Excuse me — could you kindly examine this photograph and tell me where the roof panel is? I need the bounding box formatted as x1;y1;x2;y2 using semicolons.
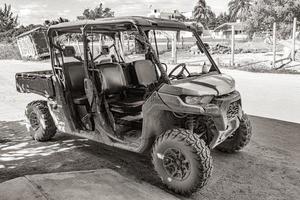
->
48;16;190;34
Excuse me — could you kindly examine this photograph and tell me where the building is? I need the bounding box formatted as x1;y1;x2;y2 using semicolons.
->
213;21;248;40
147;10;211;37
16;27;49;60
147;9;186;21
181;11;193;20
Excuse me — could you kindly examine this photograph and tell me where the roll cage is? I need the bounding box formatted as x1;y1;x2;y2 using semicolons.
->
47;16;220;86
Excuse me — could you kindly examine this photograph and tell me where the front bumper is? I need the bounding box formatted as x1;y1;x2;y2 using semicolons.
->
203;91;243;148
208;116;240;148
156;91;243;148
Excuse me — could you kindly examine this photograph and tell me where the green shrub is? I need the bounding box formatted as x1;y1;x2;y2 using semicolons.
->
0;42;21;59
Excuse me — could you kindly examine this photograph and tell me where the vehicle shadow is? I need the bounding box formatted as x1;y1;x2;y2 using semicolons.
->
1;116;299;200
0;120;176;196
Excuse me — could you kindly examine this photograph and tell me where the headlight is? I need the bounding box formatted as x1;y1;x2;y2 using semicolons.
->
184;96;213;105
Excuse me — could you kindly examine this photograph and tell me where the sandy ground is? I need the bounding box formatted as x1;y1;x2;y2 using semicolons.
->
1;59;300;123
0;60;299;199
0;60;50;121
223;69;300;124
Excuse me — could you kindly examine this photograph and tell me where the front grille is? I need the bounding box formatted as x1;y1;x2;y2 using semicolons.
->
227;101;239;120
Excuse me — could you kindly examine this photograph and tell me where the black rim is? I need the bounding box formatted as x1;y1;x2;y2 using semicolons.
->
162;148;191;181
29;112;40;131
227;127;239;140
227;133;235;140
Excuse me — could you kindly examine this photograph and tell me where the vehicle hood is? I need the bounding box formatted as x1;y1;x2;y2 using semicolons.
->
159;73;235;96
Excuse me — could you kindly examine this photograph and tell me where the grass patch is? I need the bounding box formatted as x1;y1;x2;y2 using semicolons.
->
0;42;21;60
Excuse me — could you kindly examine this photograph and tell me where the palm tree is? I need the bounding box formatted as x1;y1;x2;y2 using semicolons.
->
228;0;252;22
0;4;18;32
79;3;114;20
193;0;214;28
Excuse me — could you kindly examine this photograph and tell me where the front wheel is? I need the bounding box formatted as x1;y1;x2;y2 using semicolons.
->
25;100;57;142
151;129;212;195
216;113;252;153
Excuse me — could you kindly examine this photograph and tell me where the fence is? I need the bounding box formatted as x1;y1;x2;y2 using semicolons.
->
54;20;300;72
226;18;300;70
143;20;300;71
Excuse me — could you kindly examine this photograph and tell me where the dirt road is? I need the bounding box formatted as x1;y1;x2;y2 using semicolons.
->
1;60;300;123
0;60;299;199
0;60;50;121
223;69;300;124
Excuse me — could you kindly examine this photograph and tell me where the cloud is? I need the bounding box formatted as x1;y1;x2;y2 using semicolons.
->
63;9;71;13
19;8;31;17
5;0;229;25
18;4;40;9
18;3;39;17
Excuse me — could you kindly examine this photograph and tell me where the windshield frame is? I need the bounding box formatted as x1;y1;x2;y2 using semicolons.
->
48;21;221;85
140;27;221;76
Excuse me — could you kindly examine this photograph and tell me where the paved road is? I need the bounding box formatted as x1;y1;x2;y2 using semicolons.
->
0;116;299;200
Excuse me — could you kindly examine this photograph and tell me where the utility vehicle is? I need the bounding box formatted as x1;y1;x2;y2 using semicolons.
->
16;16;252;195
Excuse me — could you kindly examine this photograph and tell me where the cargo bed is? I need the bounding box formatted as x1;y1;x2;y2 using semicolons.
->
15;70;55;98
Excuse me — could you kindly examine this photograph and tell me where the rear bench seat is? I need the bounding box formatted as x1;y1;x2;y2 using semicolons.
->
62;60;159;116
96;63;144;115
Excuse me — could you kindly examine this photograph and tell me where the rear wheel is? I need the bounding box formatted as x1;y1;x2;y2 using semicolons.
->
151;128;212;195
216;113;252;153
25;101;57;142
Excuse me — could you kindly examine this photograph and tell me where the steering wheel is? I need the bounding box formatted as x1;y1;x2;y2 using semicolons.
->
168;63;191;80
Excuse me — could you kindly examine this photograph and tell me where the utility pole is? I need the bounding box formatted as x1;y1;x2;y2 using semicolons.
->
172;32;177;64
292;17;297;61
231;25;235;67
273;22;277;68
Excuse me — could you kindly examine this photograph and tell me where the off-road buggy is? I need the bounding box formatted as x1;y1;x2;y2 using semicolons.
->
16;16;252;195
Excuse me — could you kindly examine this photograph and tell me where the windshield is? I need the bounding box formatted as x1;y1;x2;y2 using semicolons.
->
148;29;218;79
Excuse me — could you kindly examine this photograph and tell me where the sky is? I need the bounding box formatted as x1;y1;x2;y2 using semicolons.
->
1;0;230;25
